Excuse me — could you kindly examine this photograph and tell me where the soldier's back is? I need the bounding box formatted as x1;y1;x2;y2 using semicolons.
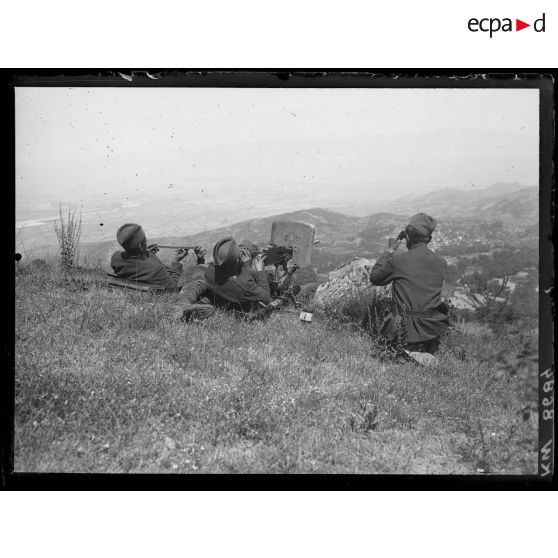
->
391;244;447;310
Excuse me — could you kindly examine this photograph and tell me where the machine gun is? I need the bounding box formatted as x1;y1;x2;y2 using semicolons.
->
260;244;297;298
262;245;294;268
261;220;318;300
246;220;316;317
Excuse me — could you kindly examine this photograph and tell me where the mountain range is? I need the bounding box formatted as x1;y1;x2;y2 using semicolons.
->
71;182;537;277
376;181;538;223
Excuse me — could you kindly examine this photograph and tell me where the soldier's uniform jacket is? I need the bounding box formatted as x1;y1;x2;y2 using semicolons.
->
369;242;448;344
203;263;271;311
180;261;271;312
111;251;182;290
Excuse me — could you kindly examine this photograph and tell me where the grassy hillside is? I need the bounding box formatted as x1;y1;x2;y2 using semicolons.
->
14;261;538;474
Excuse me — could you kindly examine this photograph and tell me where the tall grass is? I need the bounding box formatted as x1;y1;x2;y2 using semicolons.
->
316;287;408;359
53;204;82;271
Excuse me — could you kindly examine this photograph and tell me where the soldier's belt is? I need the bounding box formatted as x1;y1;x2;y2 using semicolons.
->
404;309;441;318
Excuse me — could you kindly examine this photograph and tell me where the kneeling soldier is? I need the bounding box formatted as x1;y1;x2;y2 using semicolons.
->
369;213;449;354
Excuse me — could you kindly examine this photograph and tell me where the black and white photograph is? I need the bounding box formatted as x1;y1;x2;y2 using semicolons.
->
12;73;550;477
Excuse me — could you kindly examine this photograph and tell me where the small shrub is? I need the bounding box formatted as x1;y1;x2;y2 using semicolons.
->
460;275;515;330
318;288;408;361
54;204;82;272
347;400;379;432
319;288;388;330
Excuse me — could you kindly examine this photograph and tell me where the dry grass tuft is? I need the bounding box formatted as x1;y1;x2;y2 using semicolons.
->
53;204;82;272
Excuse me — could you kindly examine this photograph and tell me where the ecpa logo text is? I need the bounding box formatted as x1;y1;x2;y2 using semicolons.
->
468;13;546;37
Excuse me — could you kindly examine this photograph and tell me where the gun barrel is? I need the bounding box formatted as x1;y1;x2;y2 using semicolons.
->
156;245;198;250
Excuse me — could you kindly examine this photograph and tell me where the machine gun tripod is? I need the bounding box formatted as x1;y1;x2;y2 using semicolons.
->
262;244;299;299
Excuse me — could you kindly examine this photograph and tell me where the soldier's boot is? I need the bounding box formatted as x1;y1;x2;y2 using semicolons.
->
178;279;215;322
181;304;216;323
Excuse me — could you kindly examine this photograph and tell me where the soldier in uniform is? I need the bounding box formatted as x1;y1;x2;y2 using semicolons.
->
369;213;449;354
111;223;214;320
111;223;189;289
180;237;271;313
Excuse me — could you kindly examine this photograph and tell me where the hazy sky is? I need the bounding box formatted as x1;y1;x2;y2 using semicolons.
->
15;87;539;240
16;87;539;156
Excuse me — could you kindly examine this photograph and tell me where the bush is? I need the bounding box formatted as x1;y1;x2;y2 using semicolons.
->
459;275;516;330
317;288;408;360
54;204;82;272
317;288;386;330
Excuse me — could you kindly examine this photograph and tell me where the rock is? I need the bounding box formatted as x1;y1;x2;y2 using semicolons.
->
475;459;491;474
405;351;438;366
313;258;390;310
298;282;319;297
164;436;177;450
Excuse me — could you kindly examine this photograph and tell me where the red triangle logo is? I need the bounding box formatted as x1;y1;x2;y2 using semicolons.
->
516;19;530;31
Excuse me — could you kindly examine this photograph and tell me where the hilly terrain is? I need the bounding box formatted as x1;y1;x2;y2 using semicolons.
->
13;181;540;475
16;181;537;258
377;182;538;225
70;183;538;284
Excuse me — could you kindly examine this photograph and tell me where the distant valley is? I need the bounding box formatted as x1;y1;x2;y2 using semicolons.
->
57;182;539;285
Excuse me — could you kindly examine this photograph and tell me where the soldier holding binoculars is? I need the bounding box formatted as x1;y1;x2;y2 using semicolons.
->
369;213;449;355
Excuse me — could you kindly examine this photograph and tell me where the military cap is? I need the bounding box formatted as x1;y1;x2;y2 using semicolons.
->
408;213;437;237
117;223;146;251
213;237;241;268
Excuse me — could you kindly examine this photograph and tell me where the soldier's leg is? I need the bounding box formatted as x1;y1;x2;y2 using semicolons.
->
406;337;440;354
178;278;215;321
425;337;440;354
181;263;208;285
180;264;211;303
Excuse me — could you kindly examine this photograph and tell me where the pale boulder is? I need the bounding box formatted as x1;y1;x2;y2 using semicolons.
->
313;257;391;310
405;351;439;366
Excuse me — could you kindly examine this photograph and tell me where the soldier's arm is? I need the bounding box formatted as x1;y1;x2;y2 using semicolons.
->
147;263;178;290
128;255;179;290
242;271;271;304
164;261;183;286
110;252;123;274
369;251;396;286
158;248;187;287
